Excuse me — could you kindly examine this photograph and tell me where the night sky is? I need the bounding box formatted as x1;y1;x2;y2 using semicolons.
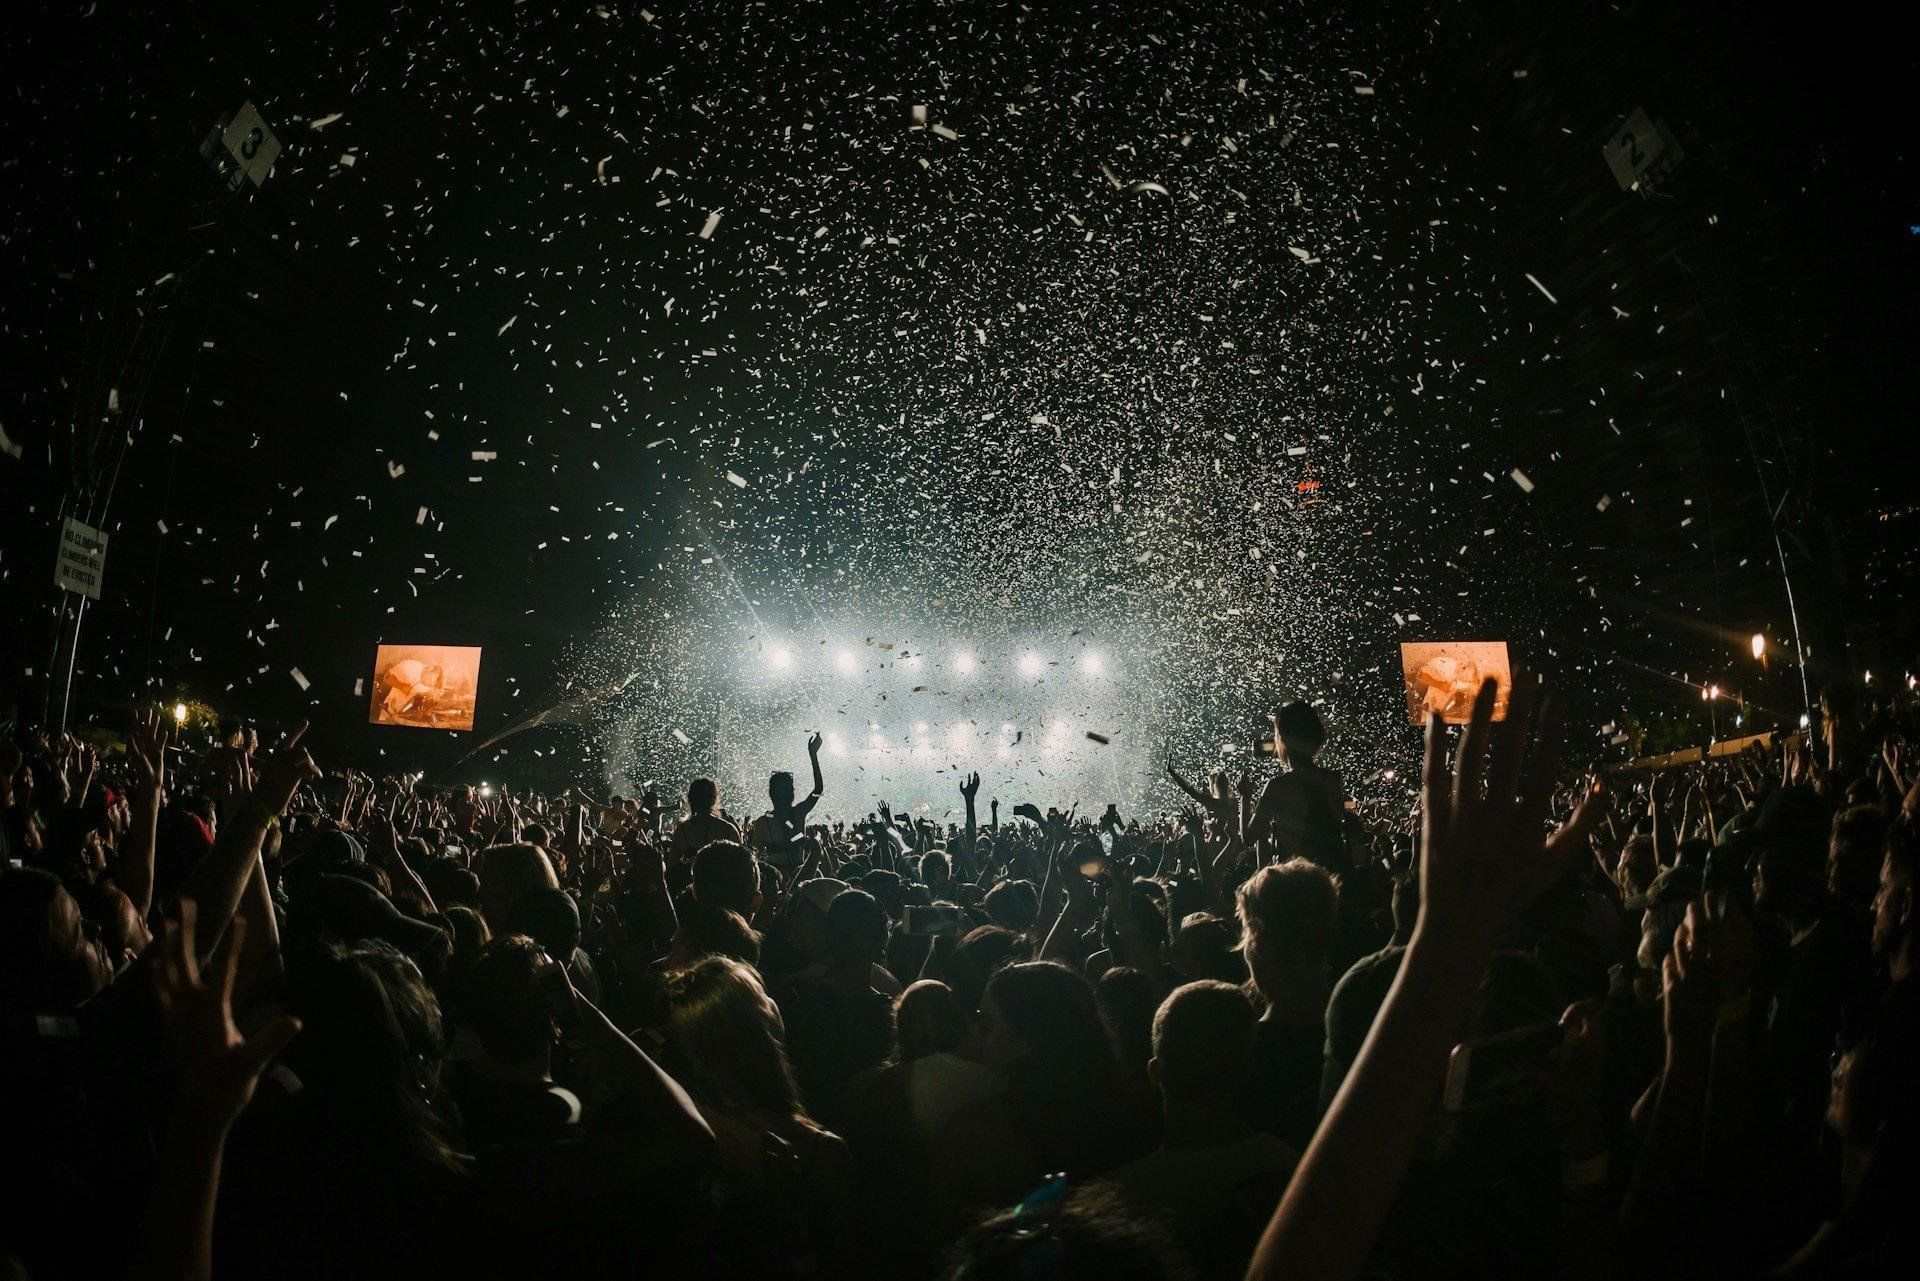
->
4;0;1916;806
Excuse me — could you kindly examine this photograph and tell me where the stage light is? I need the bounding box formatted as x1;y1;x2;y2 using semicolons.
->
825;731;847;757
172;702;187;725
1019;653;1044;678
954;652;976;675
1081;652;1104;675
769;645;793;671
1750;633;1765;660
834;648;856;673
479;783;493;798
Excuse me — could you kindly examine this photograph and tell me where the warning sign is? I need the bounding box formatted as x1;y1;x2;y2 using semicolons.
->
54;518;108;600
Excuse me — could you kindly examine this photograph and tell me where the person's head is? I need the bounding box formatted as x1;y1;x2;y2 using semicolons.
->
859;867;907;921
895;980;969;1062
1100;882;1169;961
691;840;761;916
1754;834;1827;929
281;941;464;1174
940;1181;1196;1281
1094;965;1159;1075
979;961;1114;1076
1275;701;1328;765
1235;859;1339;996
920;850;953;887
1149;980;1258;1108
476;843;559;931
1167;913;1245;983
69;880;152;977
1827;979;1920;1165
439;905;491;979
768;769;797;810
825;887;888;970
663;956;803;1120
420;858;480;909
682;903;763;968
462;934;555;1068
1873;826;1917;978
1615;834;1657;902
1830;805;1889;910
0;868;109;1014
687;777;719;816
503;887;582;960
1637;865;1703;972
983;879;1039;933
946;924;1021;1015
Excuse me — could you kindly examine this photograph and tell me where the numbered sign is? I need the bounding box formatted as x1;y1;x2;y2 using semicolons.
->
221;101;281;188
1604;108;1683;193
54;517;109;600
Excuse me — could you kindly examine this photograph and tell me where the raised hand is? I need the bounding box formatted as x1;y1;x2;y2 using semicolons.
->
1416;676;1602;957
807;731;824;758
960;771;981;803
1660;900;1732;1062
253;722;321;817
129;708;171;796
154;899;302;1124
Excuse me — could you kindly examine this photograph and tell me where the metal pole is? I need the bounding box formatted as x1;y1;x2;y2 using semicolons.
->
1770;522;1814;716
55;594;88;736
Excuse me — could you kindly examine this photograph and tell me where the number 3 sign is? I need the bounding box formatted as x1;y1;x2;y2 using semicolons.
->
220;101;281;188
1604;108;1683;194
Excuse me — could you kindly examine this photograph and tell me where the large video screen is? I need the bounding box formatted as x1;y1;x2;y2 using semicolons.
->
368;644;482;731
1400;640;1511;725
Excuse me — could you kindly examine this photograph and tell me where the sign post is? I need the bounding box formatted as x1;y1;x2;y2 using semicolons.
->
51;517;109;735
54;517;109;600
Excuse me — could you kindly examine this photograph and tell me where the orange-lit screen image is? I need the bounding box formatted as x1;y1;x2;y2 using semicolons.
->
1400;641;1512;725
369;644;482;731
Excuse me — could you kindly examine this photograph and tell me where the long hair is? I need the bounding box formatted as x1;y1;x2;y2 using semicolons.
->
664;956;804;1121
985;962;1134;1175
282;941;467;1180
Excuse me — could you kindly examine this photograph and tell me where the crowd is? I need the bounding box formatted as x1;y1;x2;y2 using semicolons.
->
3;677;1917;1279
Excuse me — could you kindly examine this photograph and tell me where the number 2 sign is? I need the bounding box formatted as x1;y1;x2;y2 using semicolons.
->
1603;107;1682;193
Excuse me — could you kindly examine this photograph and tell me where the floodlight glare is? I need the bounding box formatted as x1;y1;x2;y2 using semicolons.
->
955;652;976;675
1082;652;1104;675
835;648;857;673
770;646;793;671
1019;653;1044;677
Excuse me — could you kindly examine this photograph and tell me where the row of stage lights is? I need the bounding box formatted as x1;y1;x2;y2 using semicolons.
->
762;646;1108;679
810;718;1095;759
